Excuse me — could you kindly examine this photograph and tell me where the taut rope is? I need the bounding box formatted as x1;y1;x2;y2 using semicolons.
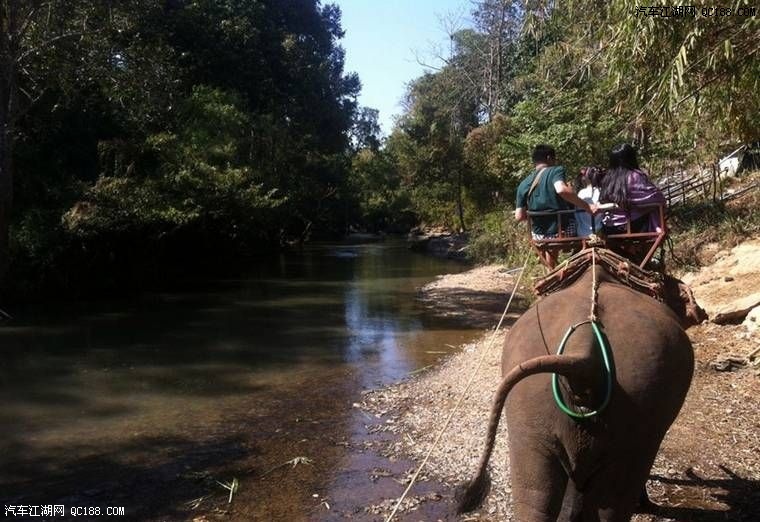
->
383;251;532;522
590;247;598;321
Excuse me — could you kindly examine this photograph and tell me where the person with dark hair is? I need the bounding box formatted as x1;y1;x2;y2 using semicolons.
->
599;143;665;234
575;166;604;236
515;144;596;266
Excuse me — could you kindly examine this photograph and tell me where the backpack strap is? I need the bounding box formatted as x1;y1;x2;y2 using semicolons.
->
527;167;548;203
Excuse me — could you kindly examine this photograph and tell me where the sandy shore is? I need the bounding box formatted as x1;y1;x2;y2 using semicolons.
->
416;265;527;328
361;261;760;521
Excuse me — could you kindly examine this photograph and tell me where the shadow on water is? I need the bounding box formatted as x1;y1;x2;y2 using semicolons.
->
3;433;255;519
3;366;363;521
0;241;488;519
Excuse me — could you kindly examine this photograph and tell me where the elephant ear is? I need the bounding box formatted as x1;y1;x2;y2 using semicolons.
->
663;275;708;329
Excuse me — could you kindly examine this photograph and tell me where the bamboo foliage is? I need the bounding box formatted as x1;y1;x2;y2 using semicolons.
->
516;0;758;152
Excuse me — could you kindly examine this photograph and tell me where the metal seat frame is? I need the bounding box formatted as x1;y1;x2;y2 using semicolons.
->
526;203;667;269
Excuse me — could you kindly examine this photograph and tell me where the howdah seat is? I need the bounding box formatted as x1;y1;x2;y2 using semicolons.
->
526;203;667;269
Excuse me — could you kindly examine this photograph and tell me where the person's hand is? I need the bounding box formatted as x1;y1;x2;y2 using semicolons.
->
588;203;599;214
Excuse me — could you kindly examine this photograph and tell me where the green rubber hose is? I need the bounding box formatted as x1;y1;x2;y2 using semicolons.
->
551;320;613;419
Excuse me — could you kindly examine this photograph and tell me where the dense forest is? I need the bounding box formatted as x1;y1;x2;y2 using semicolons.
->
1;0;757;297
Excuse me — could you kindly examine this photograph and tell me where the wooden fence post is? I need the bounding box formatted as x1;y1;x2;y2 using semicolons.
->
712;163;718;202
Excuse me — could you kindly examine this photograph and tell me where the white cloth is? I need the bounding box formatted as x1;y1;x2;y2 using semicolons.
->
575;186;600;237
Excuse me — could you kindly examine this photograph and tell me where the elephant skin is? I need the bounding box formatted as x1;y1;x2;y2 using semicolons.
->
459;263;694;521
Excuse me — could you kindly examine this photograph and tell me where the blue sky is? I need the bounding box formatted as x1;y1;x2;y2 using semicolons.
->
333;0;471;135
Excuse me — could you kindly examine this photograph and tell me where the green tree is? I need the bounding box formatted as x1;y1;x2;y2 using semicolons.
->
162;0;360;239
392;69;479;231
348;147;412;232
63;86;281;245
1;0;120;278
8;0;364;295
518;0;759;158
350;107;382;151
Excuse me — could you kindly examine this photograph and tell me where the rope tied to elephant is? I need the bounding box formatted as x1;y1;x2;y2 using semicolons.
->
550;248;614;419
590;248;599;321
382;251;533;522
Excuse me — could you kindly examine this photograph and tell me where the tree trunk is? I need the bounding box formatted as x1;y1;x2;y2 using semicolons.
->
0;86;14;283
0;0;19;283
456;168;466;233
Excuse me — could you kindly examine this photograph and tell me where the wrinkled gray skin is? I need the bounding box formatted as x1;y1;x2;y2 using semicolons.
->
459;265;695;521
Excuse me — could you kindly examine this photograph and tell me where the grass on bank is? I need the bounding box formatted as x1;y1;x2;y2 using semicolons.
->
468;210;533;267
466;210;544;288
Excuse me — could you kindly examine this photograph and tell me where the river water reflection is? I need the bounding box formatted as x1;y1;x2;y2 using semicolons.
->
0;241;481;519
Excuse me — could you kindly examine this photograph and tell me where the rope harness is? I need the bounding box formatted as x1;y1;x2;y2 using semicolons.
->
549;249;613;418
534;247;665;301
550;248;614;419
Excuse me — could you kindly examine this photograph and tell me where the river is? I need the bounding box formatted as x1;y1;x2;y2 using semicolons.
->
0;241;481;520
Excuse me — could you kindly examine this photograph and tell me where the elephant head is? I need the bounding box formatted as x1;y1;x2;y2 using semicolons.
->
459;261;694;521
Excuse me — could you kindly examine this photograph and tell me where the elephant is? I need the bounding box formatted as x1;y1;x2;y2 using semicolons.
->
458;260;698;521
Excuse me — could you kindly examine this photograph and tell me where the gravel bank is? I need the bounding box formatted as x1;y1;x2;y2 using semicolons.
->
417;265;526;328
360;332;512;521
360;262;760;521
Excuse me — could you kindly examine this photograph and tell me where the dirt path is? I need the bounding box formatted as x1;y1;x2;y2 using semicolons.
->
361;248;760;521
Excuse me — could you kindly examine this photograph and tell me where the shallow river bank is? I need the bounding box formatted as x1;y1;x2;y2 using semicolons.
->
0;242;482;521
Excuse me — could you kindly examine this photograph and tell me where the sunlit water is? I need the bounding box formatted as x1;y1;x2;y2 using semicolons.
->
0;241;481;517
